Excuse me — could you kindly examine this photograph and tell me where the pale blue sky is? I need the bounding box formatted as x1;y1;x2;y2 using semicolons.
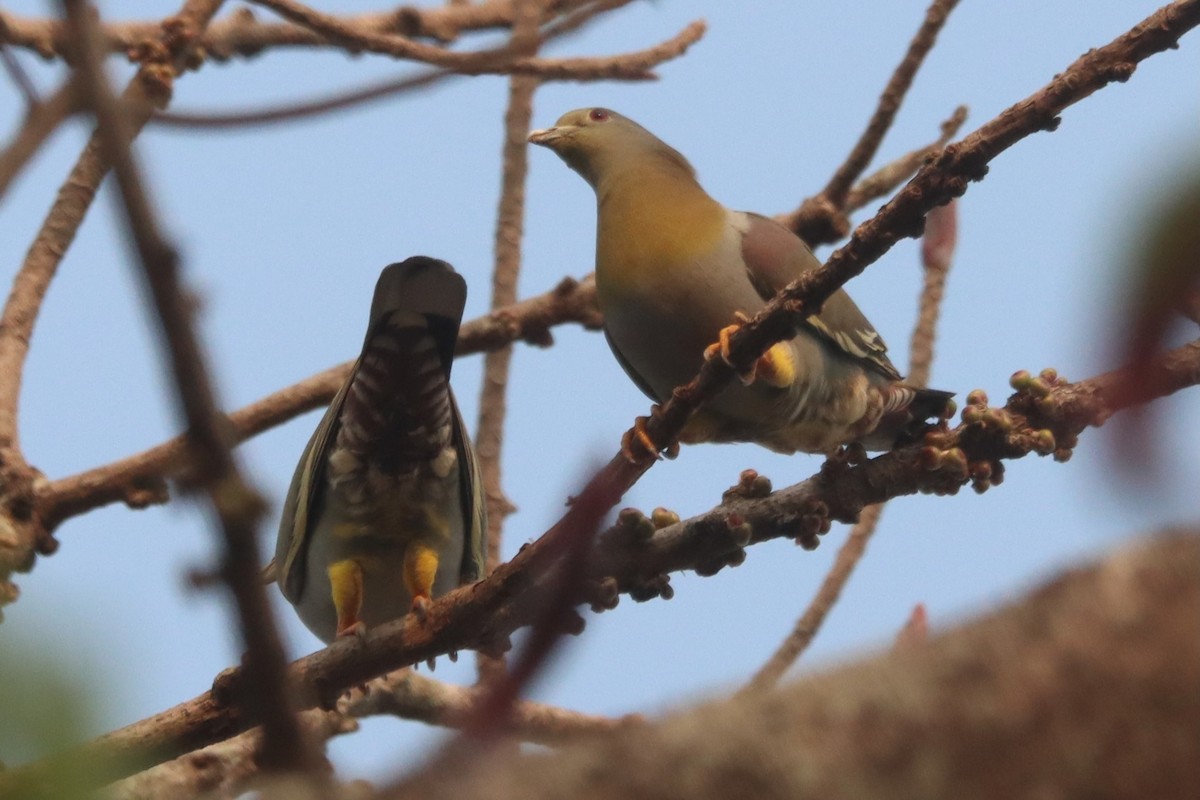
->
2;0;1197;781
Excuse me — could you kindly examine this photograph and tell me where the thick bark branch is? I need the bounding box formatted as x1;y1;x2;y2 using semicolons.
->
392;531;1200;800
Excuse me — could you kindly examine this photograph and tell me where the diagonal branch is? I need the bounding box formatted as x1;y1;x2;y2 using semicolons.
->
631;0;1200;476
0;78;80;199
8;335;1198;796
34;273;601;531
58;0;316;778
785;0;961;244
742;200;958;693
779;104;968;246
0;0;226;631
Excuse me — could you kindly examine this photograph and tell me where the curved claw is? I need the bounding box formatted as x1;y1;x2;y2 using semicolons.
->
411;594;432;623
621;415;663;463
703;312;793;388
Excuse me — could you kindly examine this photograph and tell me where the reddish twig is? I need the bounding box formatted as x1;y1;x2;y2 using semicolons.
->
892;603;930;651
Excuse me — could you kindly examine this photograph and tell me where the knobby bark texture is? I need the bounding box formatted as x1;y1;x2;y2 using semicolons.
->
394;531;1200;800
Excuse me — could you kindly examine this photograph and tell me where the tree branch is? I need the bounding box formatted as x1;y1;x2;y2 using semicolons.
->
785;0;961;244
0;0;224;628
1;1;585;59
743;201;958;693
34;273;600;531
473;0;540;687
8;336;1197;795
59;0;317;778
382;530;1200;800
630;0;1200;474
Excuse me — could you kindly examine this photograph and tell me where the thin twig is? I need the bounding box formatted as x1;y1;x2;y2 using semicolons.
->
786;0;961;243
778;105;968;246
1;1;582;59
825;0;960;206
473;0;541;688
0;78;79;199
841;106;968;221
106;668;629;799
741;201;958;694
154;66;455;129
35;274;601;530
60;0;315;778
244;0;683;79
149;1;655;131
0;17;39;106
345;669;636;746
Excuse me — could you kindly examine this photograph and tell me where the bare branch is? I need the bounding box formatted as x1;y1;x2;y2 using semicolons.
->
0;16;39;106
0;78;79;199
627;0;1200;470
473;0;540;687
824;0;960;205
0;0;229;626
784;0;961;244
58;0;317;778
8;334;1197;795
344;669;636;746
35;274;600;530
841;105;968;219
742;201;958;693
237;0;696;80
1;1;587;60
379;531;1200;800
105;669;629;799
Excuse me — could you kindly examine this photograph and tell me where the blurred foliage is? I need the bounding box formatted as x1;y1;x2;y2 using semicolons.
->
0;636;108;800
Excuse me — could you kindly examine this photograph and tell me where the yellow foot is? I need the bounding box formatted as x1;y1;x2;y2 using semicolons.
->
621;413;662;463
328;559;364;641
703;312;794;388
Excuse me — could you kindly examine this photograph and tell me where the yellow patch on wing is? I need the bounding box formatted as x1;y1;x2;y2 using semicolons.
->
758;342;796;388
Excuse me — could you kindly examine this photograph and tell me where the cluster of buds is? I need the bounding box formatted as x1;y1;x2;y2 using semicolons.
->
794;498;832;550
722;468;772;503
918;389;1008;494
1009;368;1078;462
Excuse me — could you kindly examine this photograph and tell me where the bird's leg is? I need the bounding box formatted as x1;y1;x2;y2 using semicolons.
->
403;541;440;622
328;559;366;639
704;311;795;388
